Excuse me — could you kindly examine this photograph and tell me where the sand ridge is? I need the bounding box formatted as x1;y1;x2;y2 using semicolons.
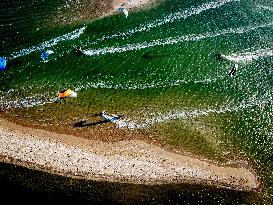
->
0;117;259;191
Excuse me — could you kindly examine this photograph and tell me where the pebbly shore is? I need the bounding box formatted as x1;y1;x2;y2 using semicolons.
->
0;117;259;191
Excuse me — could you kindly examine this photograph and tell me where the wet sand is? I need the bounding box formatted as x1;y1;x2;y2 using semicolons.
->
47;0;159;26
0;117;259;191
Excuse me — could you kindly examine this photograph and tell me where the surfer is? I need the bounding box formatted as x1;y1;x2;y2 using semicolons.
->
228;64;238;77
117;7;128;18
99;110;122;123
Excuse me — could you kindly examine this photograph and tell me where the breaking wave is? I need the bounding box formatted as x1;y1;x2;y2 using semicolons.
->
117;90;272;129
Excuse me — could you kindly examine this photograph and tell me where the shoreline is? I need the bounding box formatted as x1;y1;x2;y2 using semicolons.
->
0;117;260;191
46;0;160;27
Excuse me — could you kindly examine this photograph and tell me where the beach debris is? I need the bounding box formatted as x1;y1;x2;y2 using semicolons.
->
117;7;129;18
41;50;54;62
0;57;7;71
58;89;77;99
228;63;238;77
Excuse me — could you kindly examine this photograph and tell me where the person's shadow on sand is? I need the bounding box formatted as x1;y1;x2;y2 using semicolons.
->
73;119;109;127
73;111;123;127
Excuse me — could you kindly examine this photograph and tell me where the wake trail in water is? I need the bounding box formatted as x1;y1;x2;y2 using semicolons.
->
99;0;238;41
82;22;273;56
10;27;86;59
221;48;273;63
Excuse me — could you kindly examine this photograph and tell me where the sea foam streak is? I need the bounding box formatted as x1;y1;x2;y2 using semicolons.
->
256;5;273;12
82;22;273;56
117;91;271;129
99;0;238;41
0;92;57;109
221;48;273;63
74;78;220;91
10;27;86;59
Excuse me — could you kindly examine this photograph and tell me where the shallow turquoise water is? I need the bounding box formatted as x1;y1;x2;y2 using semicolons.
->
0;0;272;203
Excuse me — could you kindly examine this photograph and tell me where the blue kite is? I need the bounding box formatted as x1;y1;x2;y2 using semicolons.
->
41;50;48;61
0;57;7;71
41;50;54;62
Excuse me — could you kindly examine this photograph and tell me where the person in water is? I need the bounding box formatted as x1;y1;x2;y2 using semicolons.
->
228;64;238;77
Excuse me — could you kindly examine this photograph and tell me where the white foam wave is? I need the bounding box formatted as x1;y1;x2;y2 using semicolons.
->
0;92;58;109
74;78;219;91
99;0;238;41
82;22;273;56
221;48;273;63
256;5;273;12
118;92;271;129
75;79;180;90
10;26;86;59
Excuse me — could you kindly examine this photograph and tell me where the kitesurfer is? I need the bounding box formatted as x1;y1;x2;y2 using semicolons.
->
117;7;128;18
99;110;122;122
228;64;238;77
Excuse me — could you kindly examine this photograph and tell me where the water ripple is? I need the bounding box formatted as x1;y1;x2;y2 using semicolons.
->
99;0;239;41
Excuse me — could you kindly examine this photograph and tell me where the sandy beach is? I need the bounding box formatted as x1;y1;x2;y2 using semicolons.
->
47;0;159;26
0;117;259;191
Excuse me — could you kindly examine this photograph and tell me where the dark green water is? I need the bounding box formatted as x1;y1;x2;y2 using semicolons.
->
0;0;272;203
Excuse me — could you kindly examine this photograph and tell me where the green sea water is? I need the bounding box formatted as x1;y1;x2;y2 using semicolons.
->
0;0;272;203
